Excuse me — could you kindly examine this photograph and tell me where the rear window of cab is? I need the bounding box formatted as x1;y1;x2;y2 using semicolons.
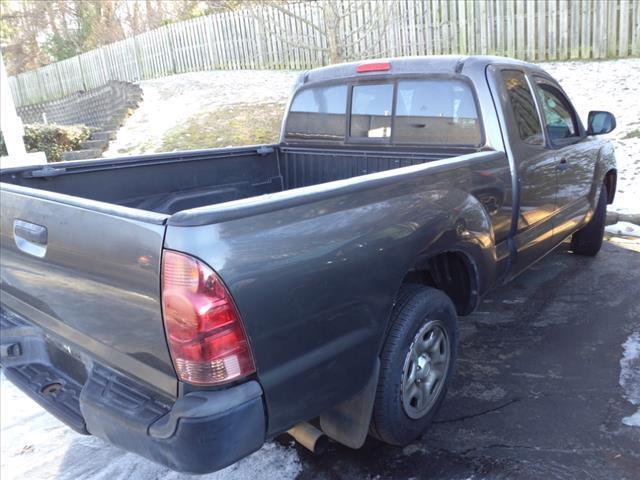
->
284;78;483;147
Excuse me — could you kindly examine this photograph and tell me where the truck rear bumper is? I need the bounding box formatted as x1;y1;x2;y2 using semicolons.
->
0;306;266;474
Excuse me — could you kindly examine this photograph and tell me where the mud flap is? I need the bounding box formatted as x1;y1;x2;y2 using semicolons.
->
320;358;380;449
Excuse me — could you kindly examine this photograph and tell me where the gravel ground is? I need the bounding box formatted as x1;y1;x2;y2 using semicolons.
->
3;58;639;479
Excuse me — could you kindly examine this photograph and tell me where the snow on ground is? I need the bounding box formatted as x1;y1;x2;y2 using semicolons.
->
619;332;640;427
0;373;301;480
606;221;640;238
541;58;640;216
104;70;299;157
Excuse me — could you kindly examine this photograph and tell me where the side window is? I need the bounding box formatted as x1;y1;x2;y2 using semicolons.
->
394;79;482;145
350;84;394;139
501;70;544;145
285;85;348;141
534;83;579;142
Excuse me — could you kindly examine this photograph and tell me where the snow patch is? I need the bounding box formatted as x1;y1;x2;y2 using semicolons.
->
606;221;640;238
619;332;640;427
0;373;301;480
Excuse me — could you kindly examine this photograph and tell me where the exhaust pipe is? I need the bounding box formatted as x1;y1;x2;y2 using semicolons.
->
287;422;328;454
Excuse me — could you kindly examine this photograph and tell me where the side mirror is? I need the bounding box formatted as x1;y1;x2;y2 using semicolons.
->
587;111;616;135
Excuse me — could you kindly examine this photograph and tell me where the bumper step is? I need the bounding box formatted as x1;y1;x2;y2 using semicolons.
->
4;363;87;433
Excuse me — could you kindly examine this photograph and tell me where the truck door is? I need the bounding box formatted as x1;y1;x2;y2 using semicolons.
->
530;78;598;244
491;68;558;276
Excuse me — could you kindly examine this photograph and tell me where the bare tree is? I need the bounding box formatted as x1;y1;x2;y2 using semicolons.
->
247;0;394;64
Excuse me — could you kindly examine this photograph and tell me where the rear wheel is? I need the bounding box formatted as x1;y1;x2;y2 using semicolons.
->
570;184;607;256
370;285;458;445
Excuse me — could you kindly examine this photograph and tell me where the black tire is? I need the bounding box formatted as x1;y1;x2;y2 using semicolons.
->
570;184;607;256
370;284;458;446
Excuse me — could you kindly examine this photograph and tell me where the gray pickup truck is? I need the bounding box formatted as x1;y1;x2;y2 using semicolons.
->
0;56;617;473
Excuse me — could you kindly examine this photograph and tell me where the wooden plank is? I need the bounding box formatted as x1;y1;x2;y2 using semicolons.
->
558;0;568;59
537;0;546;61
506;0;516;57
487;0;495;55
632;0;640;55
619;0;630;56
457;0;467;54
569;0;580;58
468;0;476;54
441;0;450;55
548;0;557;60
449;0;458;53
595;0;607;58
580;0;590;59
409;0;418;56
526;0;535;60
516;0;525;58
211;12;226;69
608;0;619;57
495;0;504;56
431;0;440;55
479;0;488;54
220;11;235;69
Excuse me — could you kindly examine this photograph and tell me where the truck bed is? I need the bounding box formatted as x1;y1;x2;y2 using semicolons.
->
0;145;467;215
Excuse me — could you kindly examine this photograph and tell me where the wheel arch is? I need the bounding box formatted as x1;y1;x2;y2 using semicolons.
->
398;248;482;317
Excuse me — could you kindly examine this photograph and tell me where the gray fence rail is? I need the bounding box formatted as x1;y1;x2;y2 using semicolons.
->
9;0;640;107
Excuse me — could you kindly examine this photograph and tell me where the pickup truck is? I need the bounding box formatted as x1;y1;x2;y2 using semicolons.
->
0;56;617;473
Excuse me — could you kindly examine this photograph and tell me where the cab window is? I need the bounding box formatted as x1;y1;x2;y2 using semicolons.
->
349;84;394;139
501;70;544;145
534;83;580;143
285;85;348;141
394;79;481;145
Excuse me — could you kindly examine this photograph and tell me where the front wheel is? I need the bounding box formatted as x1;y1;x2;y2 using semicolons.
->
570;184;607;256
370;285;458;446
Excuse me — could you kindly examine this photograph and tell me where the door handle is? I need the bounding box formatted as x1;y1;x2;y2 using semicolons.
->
13;219;48;257
558;157;568;172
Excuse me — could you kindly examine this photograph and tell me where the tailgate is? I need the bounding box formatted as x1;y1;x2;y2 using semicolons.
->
0;186;176;397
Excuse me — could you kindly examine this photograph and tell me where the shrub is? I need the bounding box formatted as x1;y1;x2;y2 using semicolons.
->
0;132;6;156
23;124;91;162
0;124;91;162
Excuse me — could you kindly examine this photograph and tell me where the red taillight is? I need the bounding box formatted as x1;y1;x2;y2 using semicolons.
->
161;250;255;385
356;61;391;73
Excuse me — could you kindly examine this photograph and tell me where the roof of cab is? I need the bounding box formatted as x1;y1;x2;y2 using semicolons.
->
300;55;543;85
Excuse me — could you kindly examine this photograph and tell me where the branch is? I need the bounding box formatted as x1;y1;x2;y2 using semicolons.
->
336;1;366;19
340;3;394;47
259;1;326;37
248;5;328;53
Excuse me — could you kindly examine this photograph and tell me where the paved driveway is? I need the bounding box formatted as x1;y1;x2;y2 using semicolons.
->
2;237;639;480
293;237;640;479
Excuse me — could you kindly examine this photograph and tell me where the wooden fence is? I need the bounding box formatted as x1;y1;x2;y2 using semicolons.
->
9;0;640;107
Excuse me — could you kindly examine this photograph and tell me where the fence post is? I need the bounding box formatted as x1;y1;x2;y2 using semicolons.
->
254;10;268;69
76;55;87;91
132;37;143;81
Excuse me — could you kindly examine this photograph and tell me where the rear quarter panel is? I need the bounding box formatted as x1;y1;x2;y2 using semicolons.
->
164;151;512;433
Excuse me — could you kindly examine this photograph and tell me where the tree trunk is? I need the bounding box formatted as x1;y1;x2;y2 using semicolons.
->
322;1;342;64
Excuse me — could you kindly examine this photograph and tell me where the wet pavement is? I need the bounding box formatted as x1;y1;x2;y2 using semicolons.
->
288;238;640;479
